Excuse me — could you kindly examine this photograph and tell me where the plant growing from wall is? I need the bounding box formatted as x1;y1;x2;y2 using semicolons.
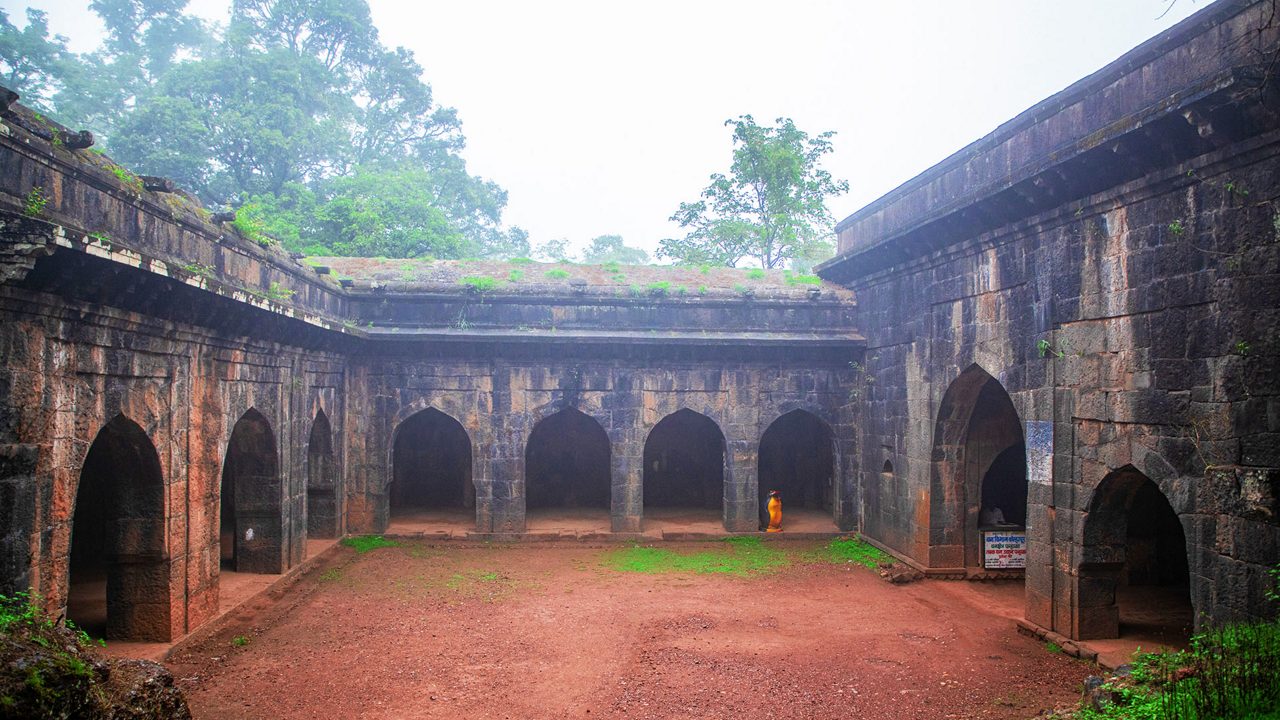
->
22;186;48;217
459;276;498;292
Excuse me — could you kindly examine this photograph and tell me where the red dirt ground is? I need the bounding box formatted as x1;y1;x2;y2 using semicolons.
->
165;540;1094;720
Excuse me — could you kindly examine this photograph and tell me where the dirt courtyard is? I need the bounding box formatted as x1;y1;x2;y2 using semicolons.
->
166;539;1093;719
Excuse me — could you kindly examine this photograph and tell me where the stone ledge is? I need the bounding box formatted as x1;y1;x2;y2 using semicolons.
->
1017;618;1101;665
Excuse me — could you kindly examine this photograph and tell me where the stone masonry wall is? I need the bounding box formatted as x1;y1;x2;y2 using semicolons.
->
345;352;859;535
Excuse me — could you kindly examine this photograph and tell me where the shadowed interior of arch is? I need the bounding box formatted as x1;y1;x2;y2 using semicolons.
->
306;410;339;538
1079;467;1193;645
642;409;726;531
525;408;611;531
220;409;282;574
389;408;473;529
758;410;836;530
68;415;170;641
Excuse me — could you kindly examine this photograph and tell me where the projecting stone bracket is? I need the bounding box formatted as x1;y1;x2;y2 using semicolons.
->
0;212;58;285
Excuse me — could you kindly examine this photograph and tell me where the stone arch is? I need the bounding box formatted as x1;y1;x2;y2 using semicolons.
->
220;408;283;574
642;409;726;528
1076;466;1193;641
758;409;836;530
525;407;611;511
929;364;1027;569
68;414;171;641
306;409;339;538
389;408;474;517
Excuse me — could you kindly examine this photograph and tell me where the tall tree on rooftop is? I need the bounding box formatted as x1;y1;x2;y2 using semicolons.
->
659;115;847;269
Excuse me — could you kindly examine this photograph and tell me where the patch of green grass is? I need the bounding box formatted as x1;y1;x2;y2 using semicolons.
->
603;261;621;273
698;285;708;295
508;256;533;264
610;273;627;282
1045;641;1062;654
108;163;145;193
602;536;789;577
508;269;524;282
698;264;711;275
544;268;571;279
646;280;670;295
231;635;250;647
787;274;822;285
808;535;893;569
745;268;766;280
459;275;499;292
318;568;342;582
340;535;400;553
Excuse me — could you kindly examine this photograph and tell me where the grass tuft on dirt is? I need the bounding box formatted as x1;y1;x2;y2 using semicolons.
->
808;536;894;569
602;536;789;577
339;535;399;553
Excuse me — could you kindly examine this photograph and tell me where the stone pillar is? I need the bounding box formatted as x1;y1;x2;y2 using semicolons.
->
724;437;758;532
611;426;643;533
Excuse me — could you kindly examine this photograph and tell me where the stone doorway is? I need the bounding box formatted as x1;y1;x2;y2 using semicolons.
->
1077;467;1193;643
389;408;474;529
68;415;170;641
642;409;726;532
306;410;339;539
525;408;610;532
220;408;283;574
758;410;837;531
930;366;1027;571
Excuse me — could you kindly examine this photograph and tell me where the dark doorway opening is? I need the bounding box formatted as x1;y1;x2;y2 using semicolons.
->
390;408;474;522
68;415;170;641
758;410;835;530
931;366;1027;570
306;410;339;539
525;408;610;510
220;408;282;574
1079;467;1192;643
642;409;725;529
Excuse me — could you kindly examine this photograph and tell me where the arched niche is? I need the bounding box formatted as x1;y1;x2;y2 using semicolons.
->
758;410;836;530
220;408;283;574
525;407;610;512
930;365;1027;570
1077;466;1192;642
642;409;726;529
306;410;339;538
390;408;474;518
68;415;171;641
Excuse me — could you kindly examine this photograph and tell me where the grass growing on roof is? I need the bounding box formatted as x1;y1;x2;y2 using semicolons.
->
602;536;789;577
340;535;399;553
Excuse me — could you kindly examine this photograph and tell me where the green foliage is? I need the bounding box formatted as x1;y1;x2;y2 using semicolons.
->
4;1;528;260
22;186;48;217
544;268;571;279
267;282;295;300
1235;340;1251;356
459;276;498;292
534;238;574;263
602;261;621;273
508;256;533;264
231;202;275;248
698;285;709;295
1074;618;1280;720
1168;219;1185;236
646;281;670;295
581;235;649;265
340;535;400;553
786;272;822;285
107;163;144;193
609;273;627;282
231;635;250;647
660;115;847;269
507;269;524;282
602;537;789;577
181;262;214;278
1045;641;1062;654
810;536;892;569
1037;339;1066;359
745;268;765;280
87;231;111;246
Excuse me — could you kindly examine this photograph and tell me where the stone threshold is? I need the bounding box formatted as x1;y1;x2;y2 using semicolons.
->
1016;619;1103;666
383;530;849;542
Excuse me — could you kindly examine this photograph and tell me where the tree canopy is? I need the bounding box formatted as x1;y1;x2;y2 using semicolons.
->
0;0;527;260
659;115;847;270
581;235;650;265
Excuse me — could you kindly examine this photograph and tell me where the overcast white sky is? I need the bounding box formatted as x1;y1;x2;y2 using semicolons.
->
8;0;1204;258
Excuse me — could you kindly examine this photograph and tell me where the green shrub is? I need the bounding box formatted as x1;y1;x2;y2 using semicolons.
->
460;276;499;292
544;268;571;279
746;268;765;280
